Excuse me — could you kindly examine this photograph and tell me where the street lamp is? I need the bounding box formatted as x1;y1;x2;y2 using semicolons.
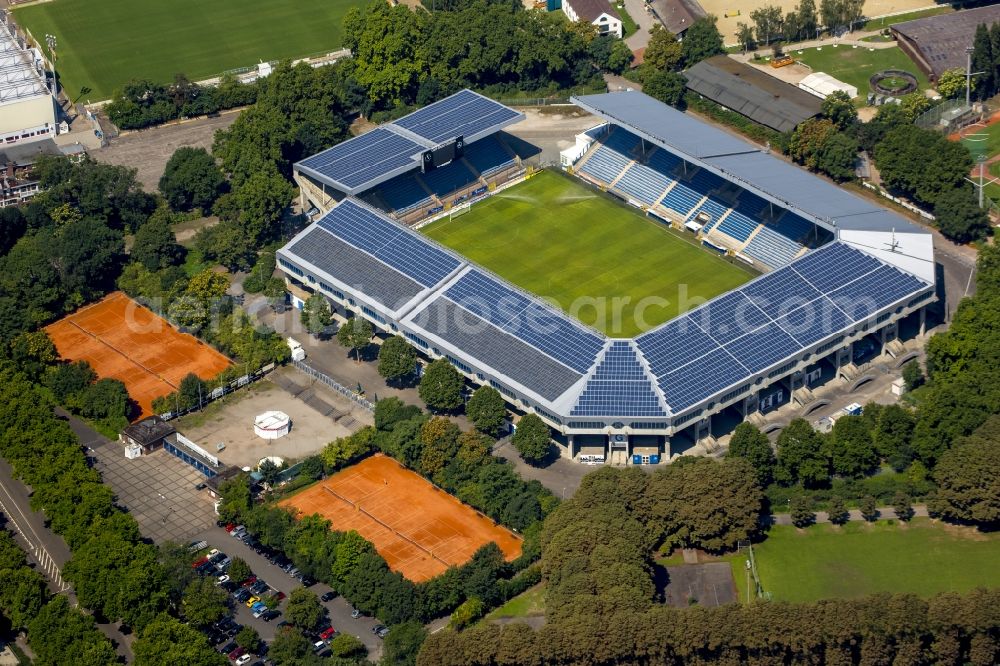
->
44;33;58;99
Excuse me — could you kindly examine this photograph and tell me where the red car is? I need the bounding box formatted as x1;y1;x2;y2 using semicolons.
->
320;627;337;641
240;576;257;587
191;556;209;568
228;646;245;661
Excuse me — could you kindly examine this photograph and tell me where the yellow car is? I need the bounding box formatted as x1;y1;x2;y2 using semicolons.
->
245;596;260;608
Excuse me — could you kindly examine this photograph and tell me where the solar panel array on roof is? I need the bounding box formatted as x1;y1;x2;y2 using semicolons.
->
572;341;667;417
412;297;583;401
637;242;931;412
395;89;522;144
285;228;424;309
298;128;424;190
316;200;460;288
445;269;603;373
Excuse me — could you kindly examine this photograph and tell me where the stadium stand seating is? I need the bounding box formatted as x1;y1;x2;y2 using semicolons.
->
659;180;704;216
690;198;728;232
420;160;481;197
714;208;757;243
580;144;632;184
743;226;803;268
772;212;815;242
614;162;672;205
377;174;433;214
464;135;515;177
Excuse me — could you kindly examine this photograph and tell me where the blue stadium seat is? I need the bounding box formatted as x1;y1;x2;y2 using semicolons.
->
580;145;632;184
464;135;515;177
602;128;642;155
743;225;804;269
691;197;729;232
420;160;480;197
659;181;704;216
715;209;758;243
377;174;432;214
614;162;672;205
772;212;815;243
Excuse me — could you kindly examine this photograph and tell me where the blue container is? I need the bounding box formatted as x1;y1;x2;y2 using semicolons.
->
547;0;561;10
632;454;642;465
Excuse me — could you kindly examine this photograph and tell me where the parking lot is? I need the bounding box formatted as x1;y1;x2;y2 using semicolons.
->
88;436;217;544
196;524;384;661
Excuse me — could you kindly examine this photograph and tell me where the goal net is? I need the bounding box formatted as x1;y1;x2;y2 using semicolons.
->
450;202;472;221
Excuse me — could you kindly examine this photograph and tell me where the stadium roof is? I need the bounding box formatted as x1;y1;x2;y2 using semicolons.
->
891;5;1000;79
572;91;921;233
0;14;50;106
684;56;822;133
279;197;933;420
294;89;524;195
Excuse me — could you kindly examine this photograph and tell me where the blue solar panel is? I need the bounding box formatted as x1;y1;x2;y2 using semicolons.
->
444;269;602;373
636;316;717;376
775;298;851;347
572;342;666;417
660;348;750;412
317;201;459;288
688;291;770;344
740;266;822;318
299;128;423;189
722;323;801;374
829;265;928;320
396;90;521;144
790;243;883;292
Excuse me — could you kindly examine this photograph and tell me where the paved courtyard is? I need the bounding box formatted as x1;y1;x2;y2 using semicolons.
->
89;437;216;544
175;369;369;469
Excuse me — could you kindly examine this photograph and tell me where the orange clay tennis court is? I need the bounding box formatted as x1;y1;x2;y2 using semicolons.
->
44;291;231;419
281;454;522;582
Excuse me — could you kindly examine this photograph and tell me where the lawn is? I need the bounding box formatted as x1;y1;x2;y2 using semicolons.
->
485;584;546;620
422;170;754;337
14;0;359;101
862;6;952;32
791;45;928;99
747;519;1000;603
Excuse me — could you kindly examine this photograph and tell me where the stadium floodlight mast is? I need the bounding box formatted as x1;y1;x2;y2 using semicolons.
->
965;154;999;209
44;33;58;99
965;46;984;109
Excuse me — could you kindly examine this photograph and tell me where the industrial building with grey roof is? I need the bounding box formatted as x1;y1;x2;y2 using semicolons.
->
891;5;1000;80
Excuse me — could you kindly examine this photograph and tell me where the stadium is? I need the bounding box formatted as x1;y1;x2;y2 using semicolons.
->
282;89;937;465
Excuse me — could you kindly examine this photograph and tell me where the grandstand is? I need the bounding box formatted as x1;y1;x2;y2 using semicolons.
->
294;90;525;225
284;90;936;465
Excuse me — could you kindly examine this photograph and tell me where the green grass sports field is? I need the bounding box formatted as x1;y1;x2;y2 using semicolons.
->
14;0;358;101
423;171;754;337
791;45;928;100
743;519;1000;603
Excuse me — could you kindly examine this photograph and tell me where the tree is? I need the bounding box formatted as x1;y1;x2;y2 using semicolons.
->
933;418;1000;526
228;164;294;242
177;372;207;411
377;335;417;382
268;626;314;665
131;208;184;270
158;147;225;211
826;415;877;478
336;316;373;362
235;625;262;653
374;397;422;431
821;90;857;130
726;422;775;487
902;359;925;391
512;413;551;465
681;16;724;66
827;495;850;525
607;40;634;74
258;458;282;487
466;386;506;436
332;531;375;587
642;70;687;108
43;360;96;409
643;25;682;71
775;419;829;487
873;404;916;471
285;587;324;629
789;494;815;527
819;0;842;34
420;416;461;476
449;596;485;629
321;427;375;471
301;293;333;336
934;187;990;244
797;0;818;39
133;614;226;666
181;577;229;627
892;491;913;521
329;633;366;659
80;378;131;424
382;620;427;666
936;68;967;99
971;23;995;99
227;556;252;583
736;22;756;53
860;494;879;522
418;358;464;412
0;207;27;256
749;5;784;45
637;457;764;551
217;475;251;523
899;92;930;123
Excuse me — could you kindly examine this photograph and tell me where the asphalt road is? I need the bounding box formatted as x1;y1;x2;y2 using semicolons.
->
197;525;385;660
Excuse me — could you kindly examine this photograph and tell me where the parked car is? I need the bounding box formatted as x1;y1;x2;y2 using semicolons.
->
245;596;260;608
209;553;226;564
191;556;210;569
376;626;390;638
235;655;252;666
319;627;337;641
312;641;326;653
372;625;387;635
219;641;237;654
231;525;247;538
287;567;300;578
228;645;245;660
300;576;315;587
261;609;281;622
233;590;251;604
217;575;230;585
251;602;268;618
350;608;361;619
320;591;336;602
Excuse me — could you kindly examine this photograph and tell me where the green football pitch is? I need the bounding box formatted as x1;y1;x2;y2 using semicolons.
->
741;519;1000;603
422;170;754;337
14;0;358;101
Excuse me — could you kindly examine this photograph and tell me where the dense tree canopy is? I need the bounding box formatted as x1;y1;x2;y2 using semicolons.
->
466;385;507;436
378;335;417;382
159;147;225;212
933;416;1000;526
418;358;464;411
512;413;551;465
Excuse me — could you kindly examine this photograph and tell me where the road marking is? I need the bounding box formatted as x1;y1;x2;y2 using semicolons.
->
0;479;70;591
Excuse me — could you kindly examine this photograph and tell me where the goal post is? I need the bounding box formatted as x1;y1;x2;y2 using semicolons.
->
450;201;472;221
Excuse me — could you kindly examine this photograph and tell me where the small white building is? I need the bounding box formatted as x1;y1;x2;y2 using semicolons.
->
562;0;623;39
798;72;859;100
0;12;58;146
